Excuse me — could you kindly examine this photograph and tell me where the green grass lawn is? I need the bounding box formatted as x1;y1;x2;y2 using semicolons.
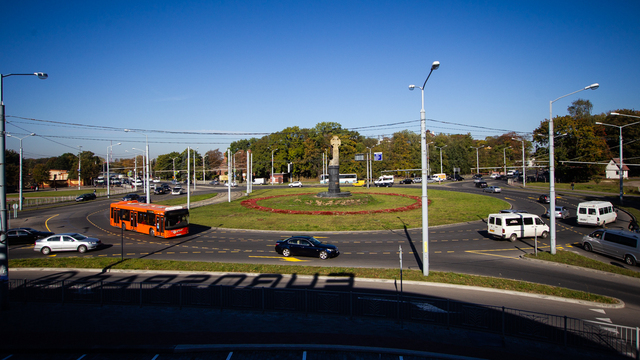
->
186;187;508;231
525;250;640;279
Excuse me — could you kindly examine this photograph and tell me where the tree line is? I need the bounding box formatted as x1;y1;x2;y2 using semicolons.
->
8;100;639;190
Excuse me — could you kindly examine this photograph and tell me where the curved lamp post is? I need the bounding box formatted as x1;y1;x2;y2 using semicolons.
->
408;60;440;276
6;133;35;210
125;129;150;204
470;145;484;174
106;143;122;198
549;83;599;255
597;112;640;205
511;138;526;187
1;72;47;310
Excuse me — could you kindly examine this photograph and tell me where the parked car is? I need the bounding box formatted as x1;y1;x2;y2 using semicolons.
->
289;181;303;187
34;233;102;255
475;181;488;188
122;193;140;201
538;194;550;203
399;178;413;184
581;229;640;266
483;186;501;193
171;186;184;195
75;193;96;202
544;206;570;219
275;236;340;260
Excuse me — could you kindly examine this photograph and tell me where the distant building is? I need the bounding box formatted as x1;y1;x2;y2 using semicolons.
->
605;158;629;179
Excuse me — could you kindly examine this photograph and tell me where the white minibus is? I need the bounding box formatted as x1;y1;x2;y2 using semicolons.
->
576;201;617;226
487;213;549;242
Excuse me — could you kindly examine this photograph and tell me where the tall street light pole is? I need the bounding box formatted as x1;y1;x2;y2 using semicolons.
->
408;60;440;276
511;138;526;187
202;154;207;183
470;145;484;174
77;146;82;190
0;72;47;310
549;83;599;255
597;113;640;205
426;142;433;177
125;129;150;204
6;133;35;211
435;145;447;174
271;148;278;184
503;147;510;176
106;143;121;198
171;157;179;182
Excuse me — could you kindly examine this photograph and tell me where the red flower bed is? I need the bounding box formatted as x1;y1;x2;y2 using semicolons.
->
240;192;430;215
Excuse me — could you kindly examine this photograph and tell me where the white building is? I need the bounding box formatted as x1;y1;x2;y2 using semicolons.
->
605;158;629;179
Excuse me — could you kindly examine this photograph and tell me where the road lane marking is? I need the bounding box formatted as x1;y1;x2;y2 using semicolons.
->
45;214;59;232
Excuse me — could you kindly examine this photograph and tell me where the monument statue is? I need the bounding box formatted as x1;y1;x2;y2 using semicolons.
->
318;135;351;198
330;136;341;166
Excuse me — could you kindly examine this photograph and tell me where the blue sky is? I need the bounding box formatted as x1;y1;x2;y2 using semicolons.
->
2;1;638;160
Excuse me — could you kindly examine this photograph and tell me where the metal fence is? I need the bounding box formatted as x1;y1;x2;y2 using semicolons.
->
8;278;640;358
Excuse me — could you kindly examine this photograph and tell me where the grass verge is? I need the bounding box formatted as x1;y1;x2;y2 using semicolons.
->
9;258;617;304
525;250;640;279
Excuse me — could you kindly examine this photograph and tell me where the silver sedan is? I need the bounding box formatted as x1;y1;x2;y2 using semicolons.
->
34;233;102;255
483;186;502;193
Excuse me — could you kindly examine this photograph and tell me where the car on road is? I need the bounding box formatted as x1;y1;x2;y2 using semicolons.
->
224;182;237;187
122;193;140;201
412;177;422;183
500;209;528;214
544;206;570;219
154;186;167;195
34;233;102;255
171;186;184;195
7;228;53;244
289;181;303;187
581;229;640;266
138;195;150;203
75;193;96;202
483;186;501;193
352;180;366;187
399;178;413;184
538;194;551;203
275;235;340;260
475;181;488;188
448;174;464;181
209;180;220;185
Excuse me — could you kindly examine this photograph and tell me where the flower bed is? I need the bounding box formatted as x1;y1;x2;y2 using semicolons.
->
240;192;428;215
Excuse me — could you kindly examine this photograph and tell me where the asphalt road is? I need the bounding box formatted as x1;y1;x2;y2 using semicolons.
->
7;181;640;327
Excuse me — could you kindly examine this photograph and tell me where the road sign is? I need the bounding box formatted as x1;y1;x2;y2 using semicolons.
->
355;154;365;161
374;152;383;161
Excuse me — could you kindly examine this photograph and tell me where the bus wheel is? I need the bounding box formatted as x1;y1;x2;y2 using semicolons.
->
149;229;155;237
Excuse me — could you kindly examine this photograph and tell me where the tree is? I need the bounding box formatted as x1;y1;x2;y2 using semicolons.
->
567;99;593;119
32;163;50;187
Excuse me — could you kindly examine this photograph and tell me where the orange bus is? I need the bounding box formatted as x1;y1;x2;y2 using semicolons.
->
110;201;189;238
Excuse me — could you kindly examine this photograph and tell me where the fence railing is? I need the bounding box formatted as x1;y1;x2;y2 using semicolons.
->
8;278;639;358
9;187;135;210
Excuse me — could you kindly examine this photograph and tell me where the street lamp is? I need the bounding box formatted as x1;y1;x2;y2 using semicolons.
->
435;145;447;174
0;72;47;310
171;156;179;182
597;112;640;205
408;60;440;276
77;146;82;191
130;148;146;191
125;129;150;204
511;138;526;187
106;143;121;198
470;145;484;174
426;141;433;177
202;154;207;183
271;148;278;184
6;133;35;210
502;146;512;177
549;83;599;255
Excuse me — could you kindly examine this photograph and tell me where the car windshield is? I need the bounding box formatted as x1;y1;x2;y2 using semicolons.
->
69;233;88;240
307;237;322;246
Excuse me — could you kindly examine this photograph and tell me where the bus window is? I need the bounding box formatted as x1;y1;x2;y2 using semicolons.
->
166;210;189;230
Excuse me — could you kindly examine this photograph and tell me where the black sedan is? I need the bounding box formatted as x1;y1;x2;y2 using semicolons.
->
399;178;413;184
7;228;54;244
539;194;550;203
75;193;96;201
275;236;340;260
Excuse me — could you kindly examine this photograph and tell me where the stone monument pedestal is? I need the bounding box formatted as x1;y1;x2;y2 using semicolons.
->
318;165;351;198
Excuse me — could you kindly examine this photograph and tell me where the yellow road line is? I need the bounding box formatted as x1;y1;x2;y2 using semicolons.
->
45;214;59;232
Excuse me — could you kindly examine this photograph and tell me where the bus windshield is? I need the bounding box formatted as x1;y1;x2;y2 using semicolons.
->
165;209;189;230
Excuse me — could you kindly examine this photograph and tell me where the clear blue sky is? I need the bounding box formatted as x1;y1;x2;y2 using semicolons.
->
2;0;638;160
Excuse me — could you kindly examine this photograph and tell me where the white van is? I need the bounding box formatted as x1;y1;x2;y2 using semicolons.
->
576;201;617;226
487;213;549;242
374;175;394;187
